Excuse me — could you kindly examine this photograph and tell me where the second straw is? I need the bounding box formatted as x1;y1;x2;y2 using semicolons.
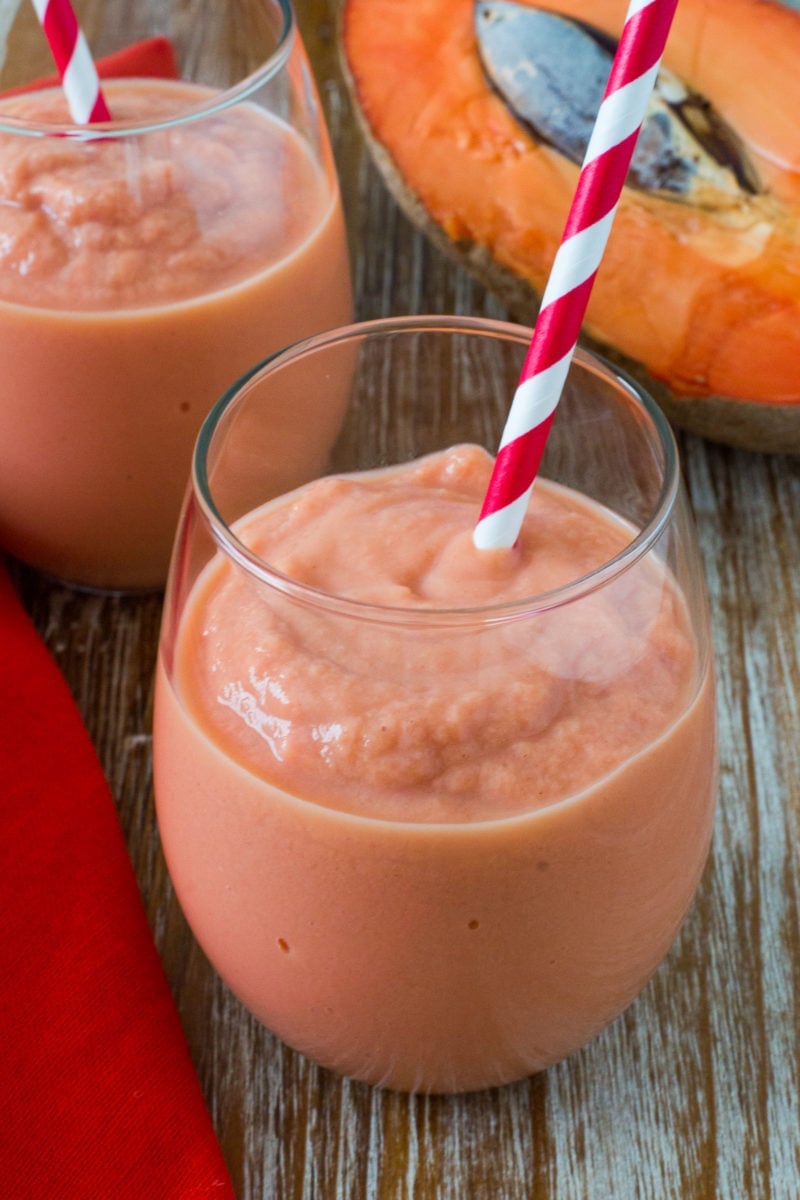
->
473;0;680;551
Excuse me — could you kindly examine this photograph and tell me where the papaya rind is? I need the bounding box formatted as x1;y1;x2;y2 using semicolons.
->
339;5;800;455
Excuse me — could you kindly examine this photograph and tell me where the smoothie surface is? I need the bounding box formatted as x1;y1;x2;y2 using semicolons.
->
0;80;330;310
173;445;698;822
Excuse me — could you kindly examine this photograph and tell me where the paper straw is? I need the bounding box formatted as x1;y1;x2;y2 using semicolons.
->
28;0;110;123
473;0;679;550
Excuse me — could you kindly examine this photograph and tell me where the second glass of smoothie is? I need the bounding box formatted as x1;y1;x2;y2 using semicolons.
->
154;317;718;1094
0;0;352;590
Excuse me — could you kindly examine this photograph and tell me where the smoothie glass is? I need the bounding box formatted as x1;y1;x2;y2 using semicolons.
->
153;317;718;1094
0;0;351;590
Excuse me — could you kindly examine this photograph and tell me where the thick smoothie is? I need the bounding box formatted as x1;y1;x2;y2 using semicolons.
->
0;80;352;588
154;445;717;1092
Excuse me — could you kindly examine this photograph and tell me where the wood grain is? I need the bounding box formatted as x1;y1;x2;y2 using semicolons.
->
9;2;800;1196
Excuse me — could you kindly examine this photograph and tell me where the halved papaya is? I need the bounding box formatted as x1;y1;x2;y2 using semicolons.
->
340;0;800;451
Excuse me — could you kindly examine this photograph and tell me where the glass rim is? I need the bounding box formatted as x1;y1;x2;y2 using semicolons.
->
193;314;681;626
0;0;294;139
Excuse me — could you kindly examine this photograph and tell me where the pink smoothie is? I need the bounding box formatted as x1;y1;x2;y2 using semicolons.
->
0;80;352;588
154;446;717;1092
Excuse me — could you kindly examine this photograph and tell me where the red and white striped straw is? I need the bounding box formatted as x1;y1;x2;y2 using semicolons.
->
473;0;679;550
28;0;110;124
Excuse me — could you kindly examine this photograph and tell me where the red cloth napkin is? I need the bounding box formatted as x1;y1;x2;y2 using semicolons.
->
0;41;236;1200
1;35;180;98
0;576;237;1196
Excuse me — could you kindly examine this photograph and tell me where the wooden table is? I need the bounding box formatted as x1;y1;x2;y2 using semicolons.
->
11;2;800;1195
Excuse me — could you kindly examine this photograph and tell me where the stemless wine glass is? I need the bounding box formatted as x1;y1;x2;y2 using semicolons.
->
153;317;718;1094
0;0;351;590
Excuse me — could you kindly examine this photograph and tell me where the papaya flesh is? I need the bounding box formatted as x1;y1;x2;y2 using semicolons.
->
341;0;800;451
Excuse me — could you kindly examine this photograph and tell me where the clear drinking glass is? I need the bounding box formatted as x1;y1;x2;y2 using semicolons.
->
153;317;718;1094
0;0;351;590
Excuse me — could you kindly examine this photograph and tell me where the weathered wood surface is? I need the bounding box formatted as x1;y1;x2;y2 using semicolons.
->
10;2;800;1196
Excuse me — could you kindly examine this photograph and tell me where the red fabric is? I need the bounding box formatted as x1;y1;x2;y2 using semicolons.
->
1;36;180;98
0;41;236;1200
0;564;235;1197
